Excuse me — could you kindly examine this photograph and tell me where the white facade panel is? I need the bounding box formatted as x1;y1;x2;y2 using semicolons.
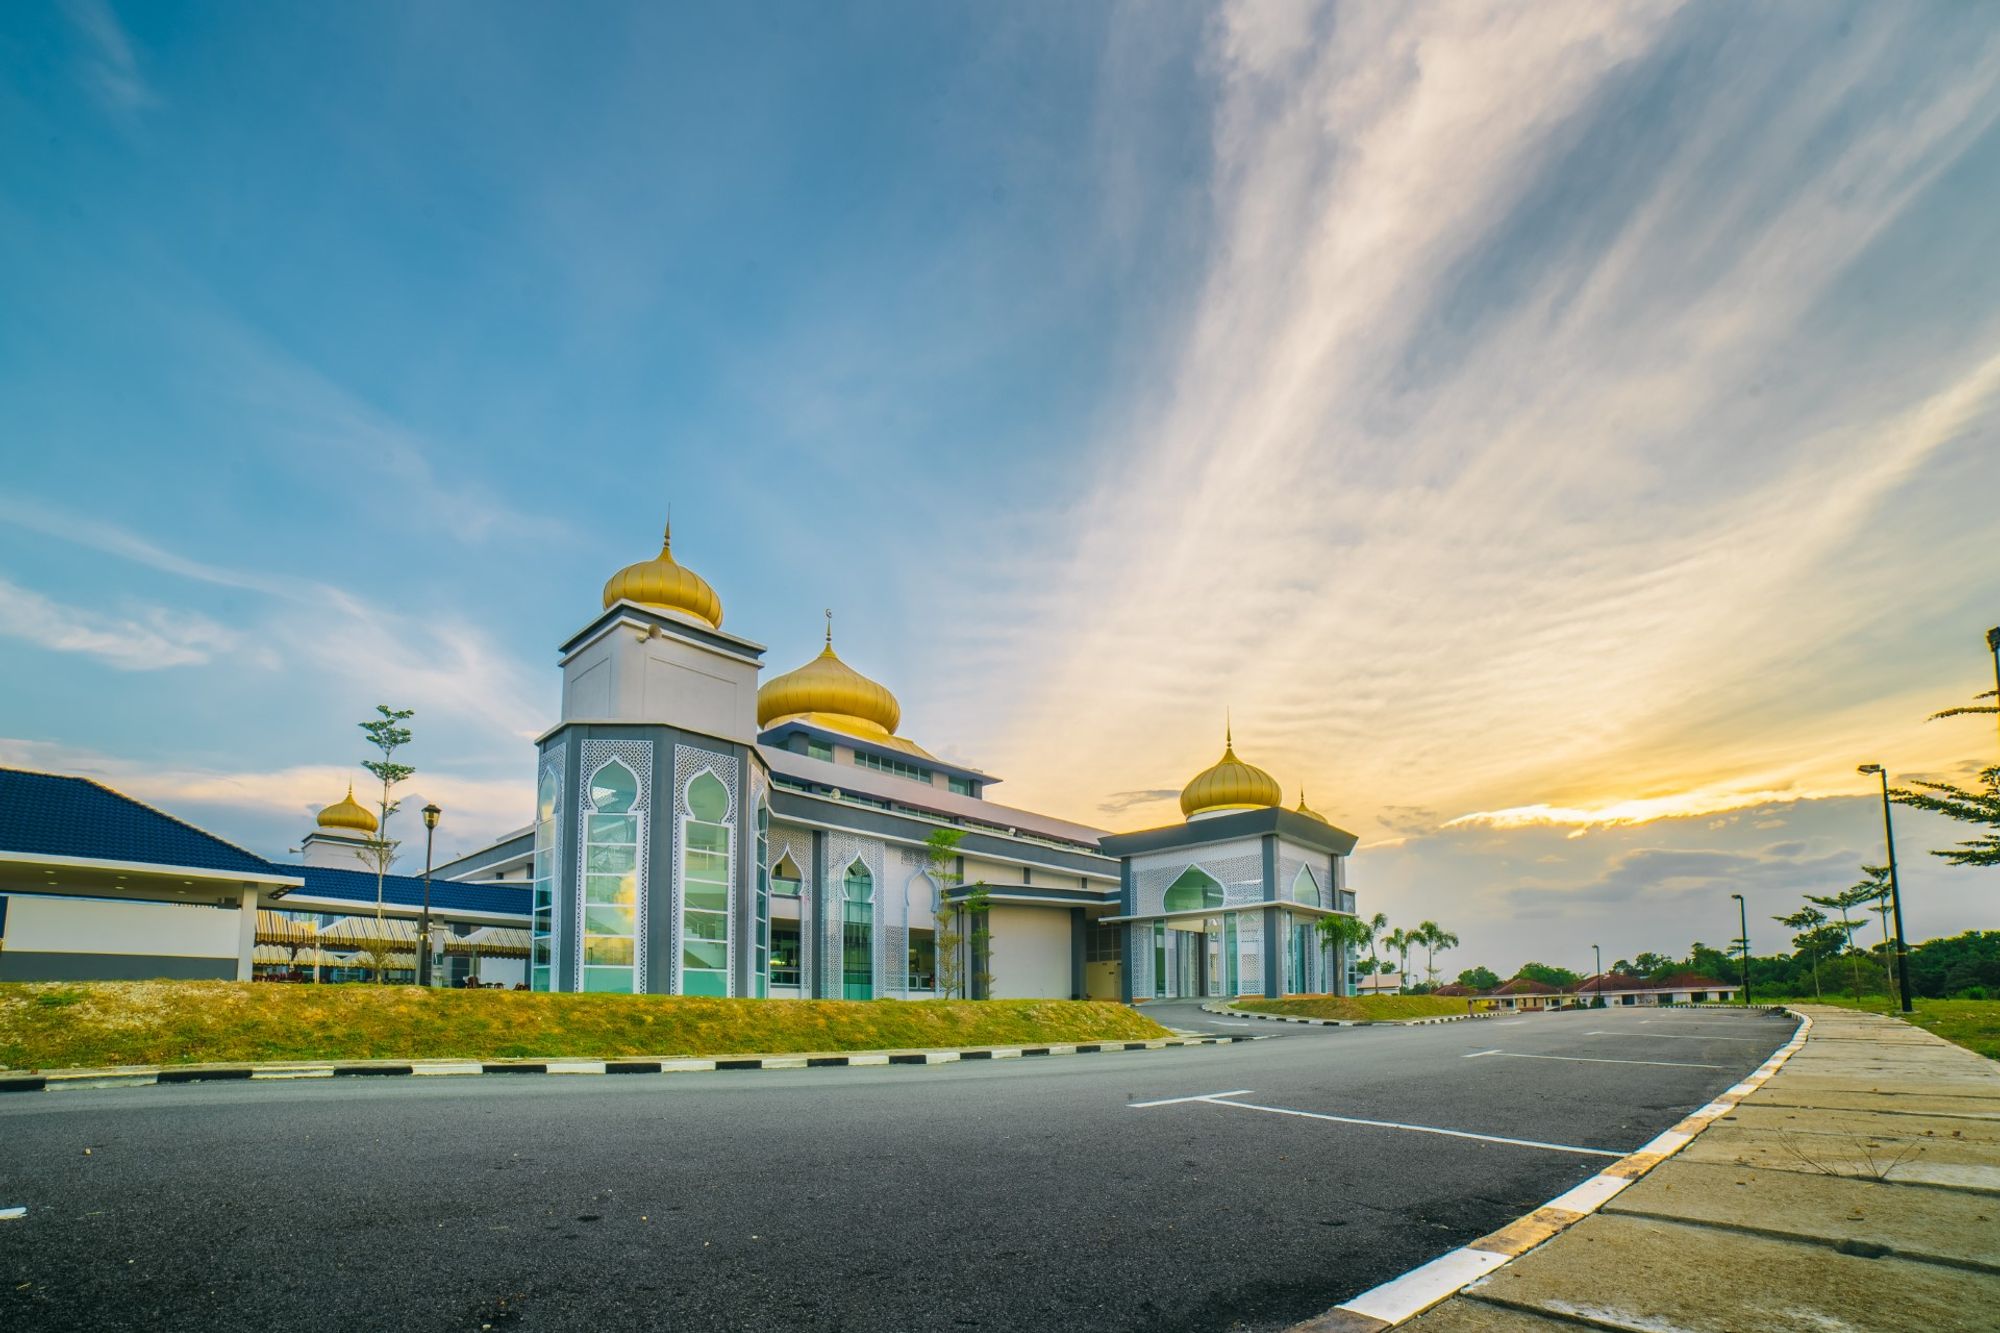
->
4;894;240;960
986;904;1071;999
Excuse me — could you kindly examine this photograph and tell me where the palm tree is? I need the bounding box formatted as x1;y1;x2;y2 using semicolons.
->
1363;911;1389;973
1417;922;1459;985
1384;927;1413;988
1316;914;1375;995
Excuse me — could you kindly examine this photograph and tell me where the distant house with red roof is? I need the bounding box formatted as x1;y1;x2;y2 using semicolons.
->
1474;976;1572;1012
1573;971;1739;1007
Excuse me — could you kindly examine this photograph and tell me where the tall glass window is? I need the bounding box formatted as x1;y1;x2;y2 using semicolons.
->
754;800;770;999
772;853;802;895
1292;864;1321;906
771;921;802;987
842;859;873;1000
582;760;641;993
681;771;732;997
531;767;558;991
1164;866;1224;912
1153;920;1167;999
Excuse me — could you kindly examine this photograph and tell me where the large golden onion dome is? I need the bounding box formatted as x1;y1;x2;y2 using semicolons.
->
316;784;379;833
757;624;902;741
602;521;723;628
1180;729;1283;818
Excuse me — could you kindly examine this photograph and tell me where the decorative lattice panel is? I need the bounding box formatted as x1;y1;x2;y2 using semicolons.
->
770;822;813;993
533;745;566;986
673;743;738;996
576;740;653;992
1133;845;1264;917
1237;911;1264;995
822;832;884;996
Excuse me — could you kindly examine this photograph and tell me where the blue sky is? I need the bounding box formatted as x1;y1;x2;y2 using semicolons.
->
3;2;1998;976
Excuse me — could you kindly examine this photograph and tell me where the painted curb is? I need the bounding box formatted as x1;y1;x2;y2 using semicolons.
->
1;1033;1265;1095
1289;1008;1814;1332
1203;1003;1487;1028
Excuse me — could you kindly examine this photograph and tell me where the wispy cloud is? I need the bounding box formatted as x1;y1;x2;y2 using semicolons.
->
61;0;155;113
956;2;2000;850
0;575;244;670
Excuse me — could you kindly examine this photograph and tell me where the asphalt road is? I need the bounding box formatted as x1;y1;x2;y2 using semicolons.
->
0;1004;1797;1333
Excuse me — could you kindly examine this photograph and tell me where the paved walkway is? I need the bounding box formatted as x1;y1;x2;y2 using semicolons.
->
1376;1005;2000;1333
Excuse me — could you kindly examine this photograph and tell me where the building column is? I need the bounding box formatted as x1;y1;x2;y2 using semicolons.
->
1069;907;1086;1000
236;886;258;982
1118;862;1135;1003
1260;836;1282;997
810;829;827;999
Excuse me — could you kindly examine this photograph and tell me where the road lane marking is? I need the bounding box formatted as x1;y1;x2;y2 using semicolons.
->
1127;1089;1254;1108
1134;1091;1623;1157
1475;1051;1726;1070
1586;1031;1761;1042
1463;1049;1502;1058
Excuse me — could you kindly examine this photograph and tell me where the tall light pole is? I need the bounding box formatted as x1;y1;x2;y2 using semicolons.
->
1987;628;2000;749
1730;894;1750;1006
419;803;441;988
1857;766;1912;1013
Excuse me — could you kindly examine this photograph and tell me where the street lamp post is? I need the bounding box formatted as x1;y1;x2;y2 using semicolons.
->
1857;766;1912;1014
1987;628;2000;749
419;803;441;988
1591;944;1602;1009
1730;894;1750;1006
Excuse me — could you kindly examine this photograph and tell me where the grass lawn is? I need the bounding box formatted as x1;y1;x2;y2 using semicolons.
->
0;981;1170;1071
1228;994;1472;1022
1765;995;2000;1060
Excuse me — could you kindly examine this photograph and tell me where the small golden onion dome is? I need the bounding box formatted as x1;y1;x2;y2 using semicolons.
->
757;628;902;740
1180;731;1283;818
1295;791;1326;823
602;522;723;628
316;784;378;833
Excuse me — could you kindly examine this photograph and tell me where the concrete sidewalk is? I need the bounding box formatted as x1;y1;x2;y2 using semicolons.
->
1394;1005;2000;1332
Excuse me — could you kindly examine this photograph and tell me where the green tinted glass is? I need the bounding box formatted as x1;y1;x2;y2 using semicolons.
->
590;762;638;813
588;814;637;844
585;906;635;937
583;966;633;993
584;937;634;966
686;772;728;822
585;873;635;905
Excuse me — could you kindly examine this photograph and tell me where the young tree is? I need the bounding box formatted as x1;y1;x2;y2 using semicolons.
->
1316;914;1374;995
357;705;415;974
1806;883;1878;1001
1363;911;1388;973
1774;904;1830;998
924;828;971;999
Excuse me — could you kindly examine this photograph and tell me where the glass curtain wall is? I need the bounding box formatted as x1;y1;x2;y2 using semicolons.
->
531;767;558;991
581;761;641;993
753;801;770;998
842;860;874;999
681;771;732;996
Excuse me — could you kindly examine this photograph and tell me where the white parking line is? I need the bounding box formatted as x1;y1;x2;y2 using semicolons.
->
1132;1090;1622;1157
1474;1051;1726;1070
1586;1031;1761;1042
1127;1089;1255;1108
1463;1049;1502;1059
0;1206;25;1222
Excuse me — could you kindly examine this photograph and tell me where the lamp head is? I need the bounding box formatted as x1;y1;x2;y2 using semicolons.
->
1986;626;1999;653
422;803;441;830
1731;892;1744;903
1857;764;1883;776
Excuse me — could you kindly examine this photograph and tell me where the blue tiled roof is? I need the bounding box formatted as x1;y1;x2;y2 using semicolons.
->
0;767;282;878
290;864;531;918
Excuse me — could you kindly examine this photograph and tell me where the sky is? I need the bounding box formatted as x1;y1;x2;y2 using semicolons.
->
2;1;1997;978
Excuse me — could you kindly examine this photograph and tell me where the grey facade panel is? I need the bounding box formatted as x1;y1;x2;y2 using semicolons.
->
1097;807;1358;859
768;788;1114;879
0;952;236;982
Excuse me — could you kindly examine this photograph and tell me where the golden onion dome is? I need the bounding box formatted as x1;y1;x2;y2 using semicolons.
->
757;626;902;740
316;784;378;833
1295;791;1326;823
601;521;723;628
1180;730;1283;818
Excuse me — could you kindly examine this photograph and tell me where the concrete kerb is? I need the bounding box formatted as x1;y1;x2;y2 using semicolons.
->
0;1033;1267;1095
1203;1002;1488;1028
1289;1007;1814;1333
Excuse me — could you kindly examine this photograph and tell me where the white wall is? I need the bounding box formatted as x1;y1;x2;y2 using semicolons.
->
3;894;240;960
986;904;1073;999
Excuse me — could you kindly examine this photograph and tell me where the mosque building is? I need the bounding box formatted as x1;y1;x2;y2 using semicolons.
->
0;523;1362;1000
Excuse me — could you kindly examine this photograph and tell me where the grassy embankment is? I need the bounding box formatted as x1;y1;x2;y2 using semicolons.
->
1228;994;1471;1022
1762;995;2000;1060
0;981;1170;1072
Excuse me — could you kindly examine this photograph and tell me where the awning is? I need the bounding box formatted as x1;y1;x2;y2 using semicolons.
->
443;927;530;959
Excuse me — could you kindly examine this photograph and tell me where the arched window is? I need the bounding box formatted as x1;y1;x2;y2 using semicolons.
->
772;852;803;895
1163;865;1224;912
842;859;873;999
531;765;560;991
680;770;731;997
591;761;638;813
1292;864;1321;907
906;874;937;994
581;759;642;993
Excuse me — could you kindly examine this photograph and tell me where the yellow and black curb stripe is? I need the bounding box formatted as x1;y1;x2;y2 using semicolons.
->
1204;1003;1488;1028
1289;1009;1814;1332
0;1033;1266;1094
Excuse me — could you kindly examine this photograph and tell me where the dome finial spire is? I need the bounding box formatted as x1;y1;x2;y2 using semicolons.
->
825;607;834;648
1225;708;1234;755
662;505;672;551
